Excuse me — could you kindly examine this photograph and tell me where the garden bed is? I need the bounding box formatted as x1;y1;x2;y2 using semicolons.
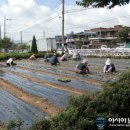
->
0;88;45;129
0;57;129;127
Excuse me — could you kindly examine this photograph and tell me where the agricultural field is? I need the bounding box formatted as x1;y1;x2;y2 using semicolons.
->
0;57;130;129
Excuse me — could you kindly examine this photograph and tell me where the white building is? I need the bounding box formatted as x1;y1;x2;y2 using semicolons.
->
28;38;56;52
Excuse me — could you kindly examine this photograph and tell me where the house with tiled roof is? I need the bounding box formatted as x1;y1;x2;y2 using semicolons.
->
86;25;130;48
55;25;130;49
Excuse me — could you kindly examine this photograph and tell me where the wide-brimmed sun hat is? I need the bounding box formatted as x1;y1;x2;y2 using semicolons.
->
82;59;88;64
105;58;111;65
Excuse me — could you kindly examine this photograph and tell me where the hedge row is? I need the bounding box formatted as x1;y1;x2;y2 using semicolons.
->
0;52;58;61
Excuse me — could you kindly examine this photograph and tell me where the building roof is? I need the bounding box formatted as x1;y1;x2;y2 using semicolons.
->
90;25;129;32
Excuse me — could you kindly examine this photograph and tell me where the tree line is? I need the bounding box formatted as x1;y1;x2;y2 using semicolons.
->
0;35;38;53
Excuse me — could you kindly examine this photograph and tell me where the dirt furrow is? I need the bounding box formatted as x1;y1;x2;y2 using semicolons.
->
0;78;61;116
5;69;88;95
20;65;104;86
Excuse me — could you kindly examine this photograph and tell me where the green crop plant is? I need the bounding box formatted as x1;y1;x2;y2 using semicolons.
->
57;77;71;83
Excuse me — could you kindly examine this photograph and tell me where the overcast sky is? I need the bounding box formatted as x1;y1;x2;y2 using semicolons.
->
0;0;130;42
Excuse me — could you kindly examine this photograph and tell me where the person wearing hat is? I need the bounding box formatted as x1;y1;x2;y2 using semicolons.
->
6;57;16;66
75;58;89;74
72;51;81;60
50;53;60;65
60;52;68;61
103;58;116;73
29;54;36;60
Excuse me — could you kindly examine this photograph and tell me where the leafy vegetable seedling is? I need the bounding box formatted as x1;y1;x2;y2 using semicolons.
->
57;78;71;83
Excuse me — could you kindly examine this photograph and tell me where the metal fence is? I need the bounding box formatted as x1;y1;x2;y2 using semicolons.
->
75;48;130;57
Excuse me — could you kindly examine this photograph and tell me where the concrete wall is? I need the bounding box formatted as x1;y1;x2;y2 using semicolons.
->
37;39;47;51
46;38;56;51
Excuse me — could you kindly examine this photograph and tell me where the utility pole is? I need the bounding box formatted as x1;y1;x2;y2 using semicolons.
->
0;24;1;40
4;16;11;38
62;0;65;53
43;31;45;39
20;31;22;44
43;31;47;52
4;16;6;38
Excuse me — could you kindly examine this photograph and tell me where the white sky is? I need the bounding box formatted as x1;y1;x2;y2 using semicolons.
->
0;0;130;43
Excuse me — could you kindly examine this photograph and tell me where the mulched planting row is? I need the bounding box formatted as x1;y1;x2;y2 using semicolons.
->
0;73;73;108
0;88;45;129
17;59;118;82
5;67;102;93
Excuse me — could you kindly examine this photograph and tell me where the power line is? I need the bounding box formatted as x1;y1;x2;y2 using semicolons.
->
9;14;60;35
9;7;92;35
8;7;92;35
10;14;130;41
65;7;92;14
38;14;130;32
10;13;130;37
63;14;130;30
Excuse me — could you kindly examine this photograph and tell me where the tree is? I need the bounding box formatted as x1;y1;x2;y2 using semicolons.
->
31;35;38;53
0;37;14;49
76;0;130;9
118;28;129;43
18;43;30;52
75;40;83;48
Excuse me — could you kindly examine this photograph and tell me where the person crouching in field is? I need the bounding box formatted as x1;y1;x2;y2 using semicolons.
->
50;53;60;65
44;53;50;62
75;59;89;74
6;57;16;67
72;51;81;60
29;54;36;60
103;58;116;73
60;52;68;61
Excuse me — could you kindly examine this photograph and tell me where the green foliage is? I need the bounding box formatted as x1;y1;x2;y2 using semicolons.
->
0;37;14;49
75;41;83;49
51;95;96;130
18;43;30;52
31;35;38;53
76;0;130;9
57;77;71;82
6;119;23;130
0;52;49;61
30;118;51;130
118;28;129;42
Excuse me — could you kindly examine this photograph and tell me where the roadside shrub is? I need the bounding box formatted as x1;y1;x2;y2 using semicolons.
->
6;119;23;130
30;118;51;130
